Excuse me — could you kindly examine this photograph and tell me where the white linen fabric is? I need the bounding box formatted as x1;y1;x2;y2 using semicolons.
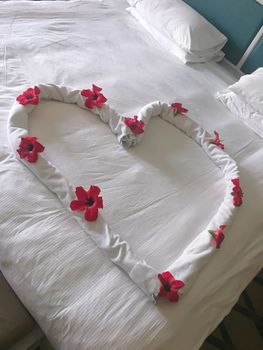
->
228;68;263;116
0;1;263;350
216;89;263;139
127;0;227;63
8;84;240;302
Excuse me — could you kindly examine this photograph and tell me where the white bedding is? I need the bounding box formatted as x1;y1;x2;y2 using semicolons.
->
0;1;263;350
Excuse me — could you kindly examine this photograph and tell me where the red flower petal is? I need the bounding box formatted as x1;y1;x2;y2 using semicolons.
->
167;291;179;302
75;186;87;201
95;94;107;107
34;86;41;95
214;131;225;149
214;232;224;249
92;84;102;94
81;89;93;98
25;136;37;143
158;285;166;297
34;141;45;153
233;196;242;207
85;98;95;109
96;196;103;209
232;178;240;186
31;96;39;105
70;200;86;211
27;151;38;163
16;96;26;105
171;102;181;109
16;148;26;158
158;271;175;286
172;280;185;289
88;185;101;198
85;205;99;221
25;88;34;95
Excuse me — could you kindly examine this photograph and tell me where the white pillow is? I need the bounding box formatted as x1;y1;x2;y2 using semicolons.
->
127;7;224;64
228;68;263;116
216;89;263;139
127;0;227;63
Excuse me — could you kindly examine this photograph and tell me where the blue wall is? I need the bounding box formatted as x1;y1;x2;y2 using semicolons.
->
184;0;263;65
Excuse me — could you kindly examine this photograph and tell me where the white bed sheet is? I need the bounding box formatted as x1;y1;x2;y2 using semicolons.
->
0;1;263;350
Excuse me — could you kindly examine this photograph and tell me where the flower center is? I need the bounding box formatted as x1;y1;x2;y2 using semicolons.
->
85;197;94;207
92;93;98;100
163;283;171;292
27;143;34;151
26;94;33;99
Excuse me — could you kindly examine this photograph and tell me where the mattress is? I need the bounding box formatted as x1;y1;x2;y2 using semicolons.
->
0;1;263;350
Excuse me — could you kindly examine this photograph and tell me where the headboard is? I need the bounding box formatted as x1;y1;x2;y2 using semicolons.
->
184;0;263;72
241;33;263;72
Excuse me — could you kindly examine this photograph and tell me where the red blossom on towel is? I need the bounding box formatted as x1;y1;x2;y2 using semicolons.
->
209;225;227;249
158;271;184;302
16;86;41;106
17;136;45;163
81;84;107;109
70;185;103;221
211;131;224;149
171;102;188;115
124;116;144;135
231;178;243;207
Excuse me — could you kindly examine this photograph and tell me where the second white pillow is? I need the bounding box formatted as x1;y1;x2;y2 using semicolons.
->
228;68;263;116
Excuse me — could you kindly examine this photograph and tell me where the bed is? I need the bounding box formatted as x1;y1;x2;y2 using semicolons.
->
0;1;263;350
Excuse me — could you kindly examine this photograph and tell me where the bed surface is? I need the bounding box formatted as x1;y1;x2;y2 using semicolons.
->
0;1;263;350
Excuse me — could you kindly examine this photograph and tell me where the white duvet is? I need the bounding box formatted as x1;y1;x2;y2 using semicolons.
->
0;1;263;350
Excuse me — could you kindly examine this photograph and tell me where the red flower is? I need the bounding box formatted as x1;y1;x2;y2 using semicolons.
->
231;178;243;207
70;185;103;221
124;116;144;135
17;136;45;163
16;86;41;105
209;225;226;249
212;131;224;149
81;84;107;109
171;102;188;115
158;271;185;302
